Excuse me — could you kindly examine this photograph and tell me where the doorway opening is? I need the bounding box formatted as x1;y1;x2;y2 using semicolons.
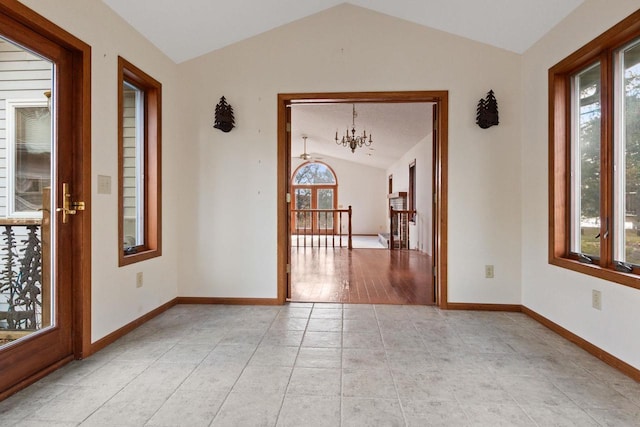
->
277;91;448;308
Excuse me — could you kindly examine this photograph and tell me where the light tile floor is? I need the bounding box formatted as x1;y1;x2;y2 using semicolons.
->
2;303;640;426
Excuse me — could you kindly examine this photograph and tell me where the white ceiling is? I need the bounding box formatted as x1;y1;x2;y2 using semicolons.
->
291;103;433;170
101;0;584;64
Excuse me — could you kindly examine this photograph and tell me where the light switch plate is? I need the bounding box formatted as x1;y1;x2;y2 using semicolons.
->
97;175;111;194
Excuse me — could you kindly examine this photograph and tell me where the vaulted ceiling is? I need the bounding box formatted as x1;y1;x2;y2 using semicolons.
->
101;0;584;169
101;0;584;64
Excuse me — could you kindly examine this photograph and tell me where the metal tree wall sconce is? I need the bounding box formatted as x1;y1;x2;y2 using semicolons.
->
476;90;499;129
214;96;235;132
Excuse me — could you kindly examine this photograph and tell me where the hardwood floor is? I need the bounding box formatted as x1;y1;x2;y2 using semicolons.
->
290;247;434;304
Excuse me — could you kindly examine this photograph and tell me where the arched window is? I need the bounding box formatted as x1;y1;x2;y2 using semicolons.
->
291;162;338;233
293;162;336;185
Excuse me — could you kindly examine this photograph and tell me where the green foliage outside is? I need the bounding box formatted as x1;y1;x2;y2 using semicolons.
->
578;47;640;264
294;163;336;185
581;227;640;264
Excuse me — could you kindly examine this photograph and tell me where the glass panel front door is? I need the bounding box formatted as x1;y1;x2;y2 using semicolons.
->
0;8;77;397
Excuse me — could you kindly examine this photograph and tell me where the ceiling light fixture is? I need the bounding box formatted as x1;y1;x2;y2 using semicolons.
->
335;104;372;153
299;136;311;160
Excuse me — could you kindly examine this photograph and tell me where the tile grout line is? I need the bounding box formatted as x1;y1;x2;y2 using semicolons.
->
379;304;410;426
73;338;182;426
275;302;311;426
206;306;283;427
142;326;221;426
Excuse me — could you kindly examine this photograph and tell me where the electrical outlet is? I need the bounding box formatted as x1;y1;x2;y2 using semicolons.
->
592;289;602;310
485;265;494;279
136;272;143;288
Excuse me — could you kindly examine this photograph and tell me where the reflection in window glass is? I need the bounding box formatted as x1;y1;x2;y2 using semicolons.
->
122;81;144;249
14;105;51;213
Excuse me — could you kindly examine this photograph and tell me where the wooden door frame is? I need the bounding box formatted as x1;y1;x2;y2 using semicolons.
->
277;91;449;308
0;1;92;398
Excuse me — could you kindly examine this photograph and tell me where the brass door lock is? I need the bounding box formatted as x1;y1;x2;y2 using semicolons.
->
56;183;85;223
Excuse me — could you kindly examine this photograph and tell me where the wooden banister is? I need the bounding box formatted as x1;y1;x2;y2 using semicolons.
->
291;207;353;249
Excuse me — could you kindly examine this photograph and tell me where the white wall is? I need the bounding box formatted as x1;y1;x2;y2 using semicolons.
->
386;135;433;254
291;157;387;235
521;0;640;370
14;0;640;373
18;0;181;342
177;4;523;302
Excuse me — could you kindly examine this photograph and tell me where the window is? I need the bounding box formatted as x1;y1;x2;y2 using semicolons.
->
293;162;336;185
550;9;640;288
291;162;337;233
6;100;51;217
118;57;161;266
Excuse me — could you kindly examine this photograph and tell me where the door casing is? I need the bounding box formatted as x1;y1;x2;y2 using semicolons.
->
277;91;449;307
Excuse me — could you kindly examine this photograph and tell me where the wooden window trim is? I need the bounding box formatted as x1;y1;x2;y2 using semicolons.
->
409;160;416;223
118;57;162;266
549;8;640;290
388;174;393;218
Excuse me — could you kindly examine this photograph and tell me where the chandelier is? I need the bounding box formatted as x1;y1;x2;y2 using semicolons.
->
335;104;373;153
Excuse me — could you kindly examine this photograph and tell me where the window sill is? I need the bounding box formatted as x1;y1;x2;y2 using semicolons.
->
549;256;640;291
119;247;161;267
